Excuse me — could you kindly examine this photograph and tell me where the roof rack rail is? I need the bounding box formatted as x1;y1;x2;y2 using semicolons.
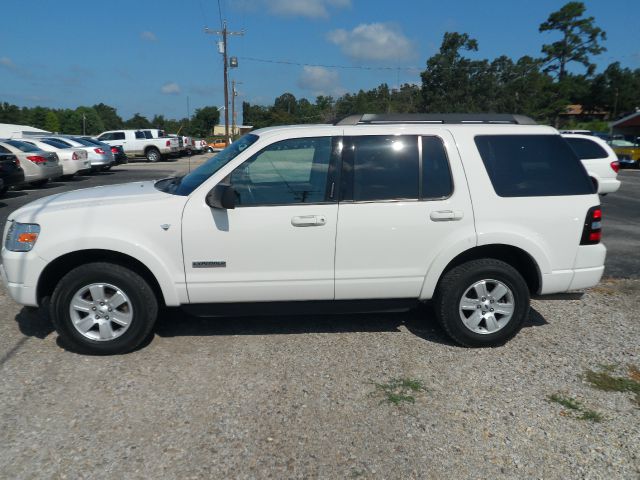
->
334;113;537;126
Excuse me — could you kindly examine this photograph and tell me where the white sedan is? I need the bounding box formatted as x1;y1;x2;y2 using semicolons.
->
20;138;90;177
562;134;621;194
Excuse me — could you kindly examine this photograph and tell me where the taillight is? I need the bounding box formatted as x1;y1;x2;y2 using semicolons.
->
72;152;78;160
111;147;118;154
166;140;171;147
580;206;602;245
94;148;105;154
610;161;619;173
26;155;47;164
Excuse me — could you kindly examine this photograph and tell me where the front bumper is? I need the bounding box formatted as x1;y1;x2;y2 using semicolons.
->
0;248;47;307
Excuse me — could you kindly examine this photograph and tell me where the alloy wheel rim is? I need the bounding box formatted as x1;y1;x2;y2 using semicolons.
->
458;279;515;334
69;283;133;341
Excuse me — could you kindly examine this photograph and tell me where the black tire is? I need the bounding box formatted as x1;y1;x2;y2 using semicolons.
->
0;186;7;196
30;179;49;188
102;165;112;171
50;262;158;355
207;147;213;153
433;259;530;348
146;148;161;163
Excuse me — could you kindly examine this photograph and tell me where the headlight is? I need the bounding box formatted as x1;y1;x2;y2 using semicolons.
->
4;222;40;252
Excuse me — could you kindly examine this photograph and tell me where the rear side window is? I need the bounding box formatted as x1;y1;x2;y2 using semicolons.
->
349;135;419;201
135;131;145;139
564;137;608;159
422;136;452;198
475;135;594;197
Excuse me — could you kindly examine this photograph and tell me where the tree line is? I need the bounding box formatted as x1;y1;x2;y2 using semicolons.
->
244;2;640;130
0;102;221;138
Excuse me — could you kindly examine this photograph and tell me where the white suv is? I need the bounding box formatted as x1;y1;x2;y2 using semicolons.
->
1;114;606;354
562;133;620;194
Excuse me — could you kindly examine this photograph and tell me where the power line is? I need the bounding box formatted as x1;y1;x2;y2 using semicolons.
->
216;0;224;29
238;56;420;72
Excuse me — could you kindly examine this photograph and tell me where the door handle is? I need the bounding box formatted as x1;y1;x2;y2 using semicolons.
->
291;215;326;227
430;210;464;221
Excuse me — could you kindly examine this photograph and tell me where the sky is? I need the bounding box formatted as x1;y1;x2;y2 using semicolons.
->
1;0;639;124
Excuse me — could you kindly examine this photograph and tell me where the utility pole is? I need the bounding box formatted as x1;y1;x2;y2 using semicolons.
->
205;22;243;146
231;80;242;140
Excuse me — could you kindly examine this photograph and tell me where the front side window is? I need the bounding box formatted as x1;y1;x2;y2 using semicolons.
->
5;140;39;153
475;134;594;197
347;135;419;201
113;132;125;140
135;131;145;139
230;137;333;206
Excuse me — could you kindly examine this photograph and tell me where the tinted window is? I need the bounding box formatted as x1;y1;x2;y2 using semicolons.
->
230;137;333;206
42;139;70;149
135;131;145;139
5;140;39;152
113;132;125;140
0;145;10;154
143;131;153;139
565;137;608;159
350;135;419;201
475;135;594;197
68;137;93;146
422;136;452;198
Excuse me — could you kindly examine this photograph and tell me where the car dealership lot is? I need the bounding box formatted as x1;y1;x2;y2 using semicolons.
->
0;168;639;478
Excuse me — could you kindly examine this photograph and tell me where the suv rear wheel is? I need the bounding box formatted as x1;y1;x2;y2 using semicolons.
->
434;259;530;347
50;262;158;355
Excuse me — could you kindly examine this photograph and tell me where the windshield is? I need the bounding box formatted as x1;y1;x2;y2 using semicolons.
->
611;139;637;147
155;133;259;196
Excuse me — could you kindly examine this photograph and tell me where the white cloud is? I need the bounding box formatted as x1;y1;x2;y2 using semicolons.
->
0;56;16;69
235;0;350;18
140;31;158;42
327;23;416;61
161;82;181;95
297;66;345;96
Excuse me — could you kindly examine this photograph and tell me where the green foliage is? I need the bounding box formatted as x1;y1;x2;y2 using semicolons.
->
93;103;124;130
124;113;152;129
547;393;603;422
539;1;606;79
370;378;426;406
584;365;640;406
189;106;221;138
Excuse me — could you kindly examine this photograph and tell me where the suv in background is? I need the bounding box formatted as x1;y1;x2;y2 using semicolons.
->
1;114;605;355
562;133;621;194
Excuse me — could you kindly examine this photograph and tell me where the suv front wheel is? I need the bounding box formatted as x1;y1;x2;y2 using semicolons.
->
434;259;530;347
50;262;158;355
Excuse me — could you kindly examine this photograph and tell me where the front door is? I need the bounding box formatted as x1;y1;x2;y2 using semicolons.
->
182;135;341;303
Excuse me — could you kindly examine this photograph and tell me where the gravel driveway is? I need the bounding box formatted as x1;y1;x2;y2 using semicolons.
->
1;278;638;479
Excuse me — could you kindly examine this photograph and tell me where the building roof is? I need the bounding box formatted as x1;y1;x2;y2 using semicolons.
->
611;111;640;128
0;123;50;138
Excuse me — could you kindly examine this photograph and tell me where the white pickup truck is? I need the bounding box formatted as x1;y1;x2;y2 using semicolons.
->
96;130;179;162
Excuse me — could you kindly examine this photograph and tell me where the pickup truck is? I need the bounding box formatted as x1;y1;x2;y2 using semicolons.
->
96;130;179;162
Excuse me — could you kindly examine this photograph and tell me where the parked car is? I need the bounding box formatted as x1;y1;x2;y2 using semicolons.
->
609;139;640;169
97;130;179;162
19;138;90;177
0;153;24;195
562;134;621;194
80;137;128;169
0;139;62;187
37;136;114;171
1;113;605;355
206;138;226;152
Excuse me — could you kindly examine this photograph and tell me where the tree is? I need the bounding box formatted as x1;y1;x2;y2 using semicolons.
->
44;111;60;132
189;107;220;137
93;103;123;131
539;1;606;80
124;113;152;129
420;32;492;112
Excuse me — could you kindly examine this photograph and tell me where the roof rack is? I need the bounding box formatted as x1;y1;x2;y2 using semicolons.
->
335;113;537;126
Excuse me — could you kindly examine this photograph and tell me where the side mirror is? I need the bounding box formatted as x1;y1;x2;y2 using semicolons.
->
205;183;236;209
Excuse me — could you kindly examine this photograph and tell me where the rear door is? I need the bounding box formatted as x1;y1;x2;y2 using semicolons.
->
334;128;475;299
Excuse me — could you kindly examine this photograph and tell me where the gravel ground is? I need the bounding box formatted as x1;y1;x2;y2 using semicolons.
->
1;278;638;479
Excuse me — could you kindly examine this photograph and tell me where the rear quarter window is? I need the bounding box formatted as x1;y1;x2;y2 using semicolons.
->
564;137;608;159
474;134;594;197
